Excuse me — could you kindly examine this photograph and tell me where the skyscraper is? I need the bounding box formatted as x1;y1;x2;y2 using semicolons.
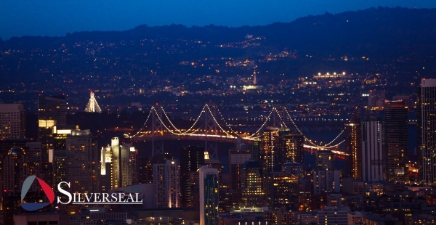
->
65;129;99;193
240;159;265;207
384;100;408;183
281;134;304;164
361;119;384;182
0;103;26;139
419;79;436;186
38;95;66;182
101;137;138;190
180;146;204;208
344;115;362;179
199;166;219;225
153;159;180;208
316;150;334;170
229;148;251;196
261;127;279;173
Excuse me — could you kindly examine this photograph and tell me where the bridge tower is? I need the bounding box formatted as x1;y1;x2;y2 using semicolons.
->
204;105;219;160
84;91;102;113
151;107;164;156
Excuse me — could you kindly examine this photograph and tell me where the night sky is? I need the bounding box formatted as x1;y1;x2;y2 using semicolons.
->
1;0;436;39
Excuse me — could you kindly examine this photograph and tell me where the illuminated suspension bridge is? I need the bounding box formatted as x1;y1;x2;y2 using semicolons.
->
132;104;347;159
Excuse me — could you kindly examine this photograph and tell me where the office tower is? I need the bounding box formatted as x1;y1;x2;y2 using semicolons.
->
344;115;362;179
419;79;436;186
25;142;42;177
38;95;66;183
261;127;279;173
252;138;261;161
0;103;26;139
180;146;204;208
361;119;384;182
316;151;334;170
0;145;31;225
368;89;385;110
229;148;251;195
65;129;99;193
313;170;340;194
281;134;304;164
100;137;137;190
38;95;67;150
153;159;180;208
199;166;219;225
267;172;299;210
120;143;137;186
240;159;265;207
0;147;29;195
384;100;408;183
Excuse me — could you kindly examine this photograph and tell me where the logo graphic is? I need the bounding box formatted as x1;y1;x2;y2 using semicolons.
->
21;175;55;211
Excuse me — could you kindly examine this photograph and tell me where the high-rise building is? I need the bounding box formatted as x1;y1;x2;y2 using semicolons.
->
100;137;137;190
313;170;340;194
199;166;219;225
316;151;334;170
0;147;29;196
267;172;299;210
0;103;26;139
384;100;408;183
240;159;265;207
344;115;362;179
281;134;304;164
229;148;251;196
153;159;180;208
65;129;99;193
361;119;385;182
419;79;436;186
180;146;204;208
38;95;66;183
261;127;280;173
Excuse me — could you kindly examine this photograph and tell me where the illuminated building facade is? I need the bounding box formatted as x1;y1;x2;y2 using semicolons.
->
199;165;219;225
345;116;362;179
261;127;279;173
153;159;180;208
100;137;137;190
384;100;408;183
361;119;385;182
267;172;299;210
241;159;265;207
281;134;304;164
419;79;436;186
0;103;26;139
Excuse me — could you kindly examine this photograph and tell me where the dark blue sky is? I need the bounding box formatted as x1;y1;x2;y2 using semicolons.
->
1;0;435;40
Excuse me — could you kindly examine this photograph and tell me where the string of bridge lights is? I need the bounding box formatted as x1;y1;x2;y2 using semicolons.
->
132;106;154;137
214;106;239;136
282;107;345;148
133;104;346;150
204;104;233;136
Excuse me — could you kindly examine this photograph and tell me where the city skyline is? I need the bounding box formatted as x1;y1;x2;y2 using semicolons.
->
1;4;436;224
